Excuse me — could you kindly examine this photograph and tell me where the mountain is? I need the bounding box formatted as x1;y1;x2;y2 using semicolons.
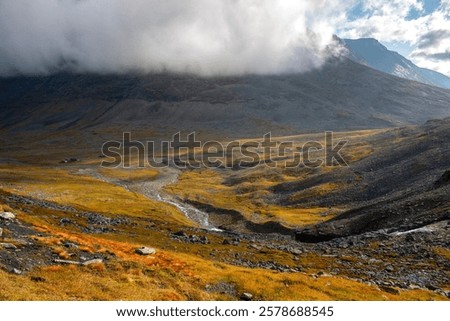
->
1;58;450;146
342;38;450;89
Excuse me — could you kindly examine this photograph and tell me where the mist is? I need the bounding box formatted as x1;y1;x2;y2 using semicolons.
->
0;0;345;77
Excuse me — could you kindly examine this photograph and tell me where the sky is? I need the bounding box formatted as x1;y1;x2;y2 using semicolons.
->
339;0;450;77
0;0;449;77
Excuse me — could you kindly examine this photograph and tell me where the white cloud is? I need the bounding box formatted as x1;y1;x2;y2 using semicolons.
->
0;0;345;76
1;0;447;77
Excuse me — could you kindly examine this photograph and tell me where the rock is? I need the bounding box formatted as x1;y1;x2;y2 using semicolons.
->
31;276;46;282
0;243;17;250
434;169;450;187
232;237;241;244
0;212;15;220
60;218;72;225
385;265;394;272
379;286;400;295
190;235;200;242
289;248;303;255
63;242;79;249
12;268;22;275
249;244;262;251
205;282;237;296
426;284;439;291
135;246;156;255
61;158;80;164
408;284;421;290
173;230;188;237
445;291;450;299
54;259;81;265
0;227;3;237
199;236;209;244
82;259;103;266
240;292;253;301
222;239;231;245
368;258;381;264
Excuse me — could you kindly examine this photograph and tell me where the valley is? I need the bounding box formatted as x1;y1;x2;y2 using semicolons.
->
0;118;449;300
0;57;449;301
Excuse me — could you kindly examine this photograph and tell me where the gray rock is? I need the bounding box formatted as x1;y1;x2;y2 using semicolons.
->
289;248;303;255
408;284;421;290
240;292;253;301
12;268;22;275
0;243;17;249
82;259;103;266
135;246;156;255
0;212;15;220
0;227;3;237
190;235;200;242
249;244;262;251
385;265;395;272
173;230;188;237
63;242;79;249
426;284;439;291
59;218;72;225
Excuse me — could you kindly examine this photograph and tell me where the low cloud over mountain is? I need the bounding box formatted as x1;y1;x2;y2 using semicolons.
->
0;0;343;76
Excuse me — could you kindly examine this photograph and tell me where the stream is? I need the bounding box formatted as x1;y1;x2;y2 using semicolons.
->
81;167;218;231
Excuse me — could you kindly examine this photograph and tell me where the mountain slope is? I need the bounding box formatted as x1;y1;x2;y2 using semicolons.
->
1;58;450;143
343;38;450;89
287;116;450;241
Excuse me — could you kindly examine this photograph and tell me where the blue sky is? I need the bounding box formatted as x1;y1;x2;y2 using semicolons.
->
339;0;450;76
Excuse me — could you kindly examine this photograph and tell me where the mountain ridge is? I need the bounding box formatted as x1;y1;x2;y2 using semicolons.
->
342;37;450;89
1;58;450;141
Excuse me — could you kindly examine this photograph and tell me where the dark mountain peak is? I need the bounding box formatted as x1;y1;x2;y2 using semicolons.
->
346;37;385;46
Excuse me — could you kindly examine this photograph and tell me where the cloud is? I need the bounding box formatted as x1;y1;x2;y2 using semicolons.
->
416;30;450;49
0;0;345;77
339;0;427;43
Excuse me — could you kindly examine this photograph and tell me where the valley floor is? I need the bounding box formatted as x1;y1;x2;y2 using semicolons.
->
0;125;449;301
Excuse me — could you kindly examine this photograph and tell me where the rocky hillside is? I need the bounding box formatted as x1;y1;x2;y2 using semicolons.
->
1;59;450;140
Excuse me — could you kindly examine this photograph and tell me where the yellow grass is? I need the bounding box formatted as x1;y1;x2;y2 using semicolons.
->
166;169;340;227
98;167;159;181
0;164;191;226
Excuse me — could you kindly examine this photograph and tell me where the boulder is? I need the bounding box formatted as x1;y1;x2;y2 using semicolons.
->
0;228;3;237
385;265;395;272
0;243;17;250
435;169;450;187
135;246;156;255
12;268;22;275
240;292;253;301
173;230;188;237
63;242;79;249
0;212;15;220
